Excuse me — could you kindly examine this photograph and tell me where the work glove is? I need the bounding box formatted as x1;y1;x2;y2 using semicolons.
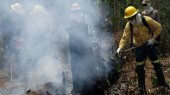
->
116;48;122;54
115;48;124;59
147;38;155;46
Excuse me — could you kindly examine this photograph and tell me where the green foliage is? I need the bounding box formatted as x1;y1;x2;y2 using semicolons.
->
114;63;121;73
155;0;170;54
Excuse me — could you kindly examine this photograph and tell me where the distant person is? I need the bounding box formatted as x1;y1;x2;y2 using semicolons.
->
68;3;104;95
10;2;25;57
142;0;160;22
0;2;25;75
142;0;162;45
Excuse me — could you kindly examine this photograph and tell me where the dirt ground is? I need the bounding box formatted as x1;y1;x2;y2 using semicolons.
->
105;56;170;95
0;56;170;95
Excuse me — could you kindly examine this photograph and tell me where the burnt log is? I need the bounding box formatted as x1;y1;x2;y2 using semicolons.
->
25;82;63;95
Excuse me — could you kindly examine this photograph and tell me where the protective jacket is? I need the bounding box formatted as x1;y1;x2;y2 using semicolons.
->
119;16;162;49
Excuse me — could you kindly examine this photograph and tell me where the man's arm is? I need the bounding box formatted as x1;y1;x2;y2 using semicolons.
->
119;22;131;49
154;10;160;23
145;16;162;39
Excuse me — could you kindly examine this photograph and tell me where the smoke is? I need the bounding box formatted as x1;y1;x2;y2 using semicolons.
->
0;0;114;94
17;0;66;90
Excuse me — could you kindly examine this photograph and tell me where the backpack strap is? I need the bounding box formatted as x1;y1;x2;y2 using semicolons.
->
129;17;156;48
129;22;134;47
142;16;153;37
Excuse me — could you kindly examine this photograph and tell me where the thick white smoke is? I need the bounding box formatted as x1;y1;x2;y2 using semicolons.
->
0;0;114;94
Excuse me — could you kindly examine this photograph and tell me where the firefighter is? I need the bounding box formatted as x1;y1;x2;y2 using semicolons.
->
142;0;160;22
10;3;25;54
68;3;92;94
10;2;26;81
116;6;168;94
68;3;104;95
0;2;25;74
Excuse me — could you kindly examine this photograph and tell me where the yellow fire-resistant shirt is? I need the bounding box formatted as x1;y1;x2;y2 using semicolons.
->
119;16;162;49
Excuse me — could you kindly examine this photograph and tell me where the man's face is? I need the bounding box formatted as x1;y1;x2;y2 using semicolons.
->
142;0;151;6
128;15;136;22
71;10;81;15
128;14;142;25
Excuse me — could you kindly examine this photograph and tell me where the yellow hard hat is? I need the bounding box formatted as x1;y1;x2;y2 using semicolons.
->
11;3;23;14
31;5;47;16
124;6;138;19
71;3;81;11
